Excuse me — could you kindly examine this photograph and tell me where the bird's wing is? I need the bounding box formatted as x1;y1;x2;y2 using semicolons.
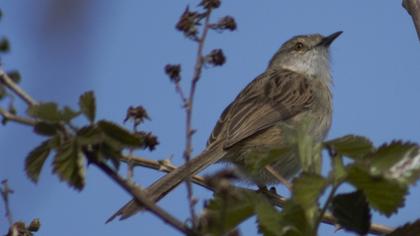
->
208;69;314;149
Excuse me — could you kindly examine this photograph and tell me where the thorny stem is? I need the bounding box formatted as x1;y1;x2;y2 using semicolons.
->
0;71;192;234
124;155;394;235
183;8;213;228
1;179;14;226
89;156;193;235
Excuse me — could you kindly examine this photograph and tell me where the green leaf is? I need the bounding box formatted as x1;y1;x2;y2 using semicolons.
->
0;37;10;52
331;191;371;235
279;201;311;236
199;188;257;235
79;91;96;122
292;173;328;209
27;102;62;122
255;199;282;236
76;125;104;145
33;121;59;136
52;140;85;190
368;141;420;185
98;142;121;170
325;135;374;159
291;173;327;224
387;219;420;236
346;165;407;216
98;120;143;148
25;140;51;183
61;106;80;122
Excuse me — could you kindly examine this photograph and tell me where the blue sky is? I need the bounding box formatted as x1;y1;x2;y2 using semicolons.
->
1;1;419;235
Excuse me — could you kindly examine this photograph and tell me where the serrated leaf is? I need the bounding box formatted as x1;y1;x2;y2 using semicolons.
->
255;199;282;236
325;135;374;159
368;141;420;185
98;120;143;148
331;191;371;235
33;121;59;136
387;219;420;236
25;140;51;183
52;140;85;190
79;91;96;122
200;188;257;235
0;37;10;52
346;165;407;216
27;102;62;122
292;173;328;209
279;201;310;236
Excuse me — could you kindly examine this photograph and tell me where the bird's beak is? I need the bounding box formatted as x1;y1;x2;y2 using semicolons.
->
318;31;343;47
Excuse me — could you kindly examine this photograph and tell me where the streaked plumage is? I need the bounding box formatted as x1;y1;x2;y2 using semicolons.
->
107;31;341;222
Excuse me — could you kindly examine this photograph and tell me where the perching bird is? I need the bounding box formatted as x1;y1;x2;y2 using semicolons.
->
107;31;342;222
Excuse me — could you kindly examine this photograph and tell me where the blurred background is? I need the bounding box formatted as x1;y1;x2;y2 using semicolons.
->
0;1;419;235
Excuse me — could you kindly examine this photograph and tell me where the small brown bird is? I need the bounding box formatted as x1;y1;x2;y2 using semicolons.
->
107;31;342;222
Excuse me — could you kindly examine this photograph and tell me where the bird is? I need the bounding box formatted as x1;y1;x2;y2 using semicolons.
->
107;31;342;222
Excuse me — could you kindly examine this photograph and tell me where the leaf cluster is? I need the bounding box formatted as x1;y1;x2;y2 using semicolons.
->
197;134;420;236
24;91;158;190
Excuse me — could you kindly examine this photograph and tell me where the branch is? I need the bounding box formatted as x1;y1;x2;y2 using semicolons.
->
121;155;210;190
0;108;36;126
89;157;193;235
0;69;38;106
403;0;420;41
122;155;394;235
264;165;291;190
1;179;14;226
183;8;214;227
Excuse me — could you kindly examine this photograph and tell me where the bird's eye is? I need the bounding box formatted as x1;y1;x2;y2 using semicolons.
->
294;42;304;51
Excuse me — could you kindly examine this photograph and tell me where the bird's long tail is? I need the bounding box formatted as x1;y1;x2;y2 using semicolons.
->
106;146;225;223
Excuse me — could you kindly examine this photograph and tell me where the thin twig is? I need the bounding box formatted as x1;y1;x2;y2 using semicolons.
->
1;179;14;226
89;157;193;235
0;108;37;126
264;165;292;190
175;81;188;106
121;155;210;190
0;69;38;106
403;0;420;41
183;8;214;228
122;155;394;235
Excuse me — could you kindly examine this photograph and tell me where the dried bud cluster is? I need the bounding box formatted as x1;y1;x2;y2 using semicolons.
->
137;131;159;151
164;64;181;83
206;49;226;66
176;7;203;40
210;16;237;32
124;106;150;127
199;0;221;9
